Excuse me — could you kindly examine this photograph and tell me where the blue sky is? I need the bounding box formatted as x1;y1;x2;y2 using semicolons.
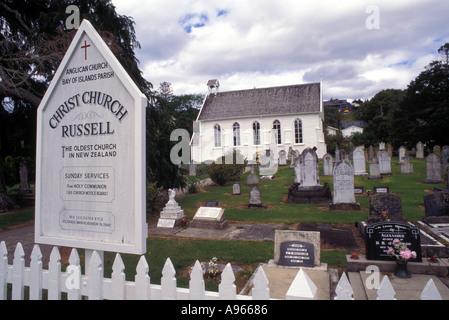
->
112;0;449;100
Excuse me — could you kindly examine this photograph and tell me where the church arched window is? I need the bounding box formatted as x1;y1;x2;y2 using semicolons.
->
273;120;281;144
253;121;260;145
233;122;241;146
294;118;303;144
214;124;221;147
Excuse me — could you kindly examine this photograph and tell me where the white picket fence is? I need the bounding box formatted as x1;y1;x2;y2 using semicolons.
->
0;241;444;300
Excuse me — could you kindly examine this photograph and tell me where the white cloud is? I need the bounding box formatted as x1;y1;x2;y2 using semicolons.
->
112;0;449;100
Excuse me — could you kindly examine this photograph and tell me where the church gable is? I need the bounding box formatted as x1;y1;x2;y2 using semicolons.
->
197;82;321;121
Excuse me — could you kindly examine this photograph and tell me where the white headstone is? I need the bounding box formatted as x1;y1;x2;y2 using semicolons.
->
378;150;391;175
332;160;356;205
416;142;424;159
353;147;367;176
299;148;320;188
323;153;333;176
35;20;147;254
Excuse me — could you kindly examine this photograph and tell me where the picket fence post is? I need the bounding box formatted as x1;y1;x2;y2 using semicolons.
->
111;253;126;300
334;272;354;300
377;275;396;300
67;248;81;300
161;258;177;300
12;242;25;300
29;245;43;300
189;260;205;300
48;247;61;300
135;255;151;300
0;241;8;300
219;263;236;300
251;265;270;300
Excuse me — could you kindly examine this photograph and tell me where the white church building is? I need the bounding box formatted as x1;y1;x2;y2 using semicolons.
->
190;80;327;164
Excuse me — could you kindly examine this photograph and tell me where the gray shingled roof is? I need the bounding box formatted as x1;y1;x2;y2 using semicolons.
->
197;82;321;121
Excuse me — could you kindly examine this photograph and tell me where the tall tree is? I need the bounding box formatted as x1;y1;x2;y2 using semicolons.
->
396;43;449;146
0;0;155;211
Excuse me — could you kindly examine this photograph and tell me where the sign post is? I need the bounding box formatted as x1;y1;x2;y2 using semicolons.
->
35;20;147;255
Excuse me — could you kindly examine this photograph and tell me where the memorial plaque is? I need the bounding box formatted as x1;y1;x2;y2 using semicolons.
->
365;222;422;262
193;207;225;222
35;20;147;254
279;241;315;267
373;186;389;193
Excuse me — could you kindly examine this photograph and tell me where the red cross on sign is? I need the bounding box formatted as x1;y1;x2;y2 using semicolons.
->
81;40;91;60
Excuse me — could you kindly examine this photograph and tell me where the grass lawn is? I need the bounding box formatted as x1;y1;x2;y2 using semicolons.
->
1;155;445;291
179;156;445;224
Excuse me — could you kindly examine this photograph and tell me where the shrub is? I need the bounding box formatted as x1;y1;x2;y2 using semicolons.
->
207;150;246;186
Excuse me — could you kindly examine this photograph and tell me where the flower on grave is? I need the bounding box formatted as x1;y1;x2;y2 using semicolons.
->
387;239;417;263
428;256;439;263
350;253;359;260
208;257;221;277
380;210;390;221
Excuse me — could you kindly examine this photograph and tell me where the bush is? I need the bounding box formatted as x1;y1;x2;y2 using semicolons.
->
207;150;247;186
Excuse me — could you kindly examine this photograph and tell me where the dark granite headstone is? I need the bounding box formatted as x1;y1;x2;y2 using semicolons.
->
368;193;403;223
279;241;315;267
423;191;449;223
365;222;422;262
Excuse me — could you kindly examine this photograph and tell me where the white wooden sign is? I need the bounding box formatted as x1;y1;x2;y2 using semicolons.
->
35;20;147;254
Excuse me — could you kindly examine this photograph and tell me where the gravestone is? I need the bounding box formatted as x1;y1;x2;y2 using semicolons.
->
189;206;228;229
278;150;287;166
248;186;263;207
18;162;32;194
379;142;386;150
259;149;276;176
293;157;301;183
34;20;147;254
287;148;332;204
365;222;422;262
423;191;449;223
273;230;320;267
353;147;367;176
335;147;340;162
367;193;404;223
188;161;196;176
330;160;360;210
426;153;443;184
322;153;333;176
232;182;241;195
387;144;393;157
299;148;319;188
368;158;382;180
246;164;259;186
398;146;407;163
366;145;377;163
433;145;441;157
157;189;186;228
442;146;449;169
400;155;414;175
416;142;424;159
378;150;391;175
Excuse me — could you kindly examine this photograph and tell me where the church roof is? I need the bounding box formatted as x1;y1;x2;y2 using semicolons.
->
197;82;321;121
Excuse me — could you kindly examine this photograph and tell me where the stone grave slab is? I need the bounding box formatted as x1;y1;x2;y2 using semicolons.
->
189;206;228;230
